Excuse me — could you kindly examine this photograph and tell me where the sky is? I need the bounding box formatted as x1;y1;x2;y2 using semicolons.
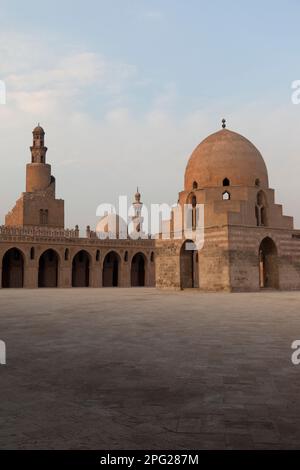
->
0;0;300;229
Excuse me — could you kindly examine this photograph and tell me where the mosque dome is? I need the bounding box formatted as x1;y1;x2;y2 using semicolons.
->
96;213;128;239
33;124;45;134
184;128;269;191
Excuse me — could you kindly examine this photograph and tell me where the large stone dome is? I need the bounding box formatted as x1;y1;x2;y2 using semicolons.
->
184;128;269;190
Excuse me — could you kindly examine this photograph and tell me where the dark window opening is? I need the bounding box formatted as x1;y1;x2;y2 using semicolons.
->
39;209;48;225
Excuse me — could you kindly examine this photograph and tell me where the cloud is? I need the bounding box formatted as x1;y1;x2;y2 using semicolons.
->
0;31;138;118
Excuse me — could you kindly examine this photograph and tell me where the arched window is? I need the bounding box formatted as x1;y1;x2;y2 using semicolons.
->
64;248;69;261
191;195;197;230
222;191;230;200
39;209;48;225
124;251;128;262
30;247;35;260
223;178;230;187
150;251;154;262
256;191;267;226
255;178;260;187
96;250;100;262
192;181;198;190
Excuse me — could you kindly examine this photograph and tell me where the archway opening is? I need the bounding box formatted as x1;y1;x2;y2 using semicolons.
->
2;248;24;288
180;240;198;289
72;250;90;287
103;251;120;287
38;249;59;287
259;237;279;289
131;253;146;287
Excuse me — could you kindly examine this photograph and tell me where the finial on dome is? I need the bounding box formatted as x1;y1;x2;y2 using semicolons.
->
222;118;226;129
134;186;141;203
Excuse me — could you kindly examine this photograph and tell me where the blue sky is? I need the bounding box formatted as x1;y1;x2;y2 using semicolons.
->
0;0;300;228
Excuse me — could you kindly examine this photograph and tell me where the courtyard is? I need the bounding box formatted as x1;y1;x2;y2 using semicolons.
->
0;288;300;449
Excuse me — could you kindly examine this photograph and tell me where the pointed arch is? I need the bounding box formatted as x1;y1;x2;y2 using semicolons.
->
259;237;279;289
180;240;198;289
131;252;146;286
38;249;59;287
103;251;121;287
2;248;24;288
72;250;91;287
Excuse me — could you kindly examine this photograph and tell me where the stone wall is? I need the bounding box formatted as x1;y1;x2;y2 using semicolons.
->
228;226;300;291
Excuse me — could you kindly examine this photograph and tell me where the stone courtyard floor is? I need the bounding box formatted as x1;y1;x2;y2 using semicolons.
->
0;288;300;449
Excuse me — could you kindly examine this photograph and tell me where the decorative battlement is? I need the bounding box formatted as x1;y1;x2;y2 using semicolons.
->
0;225;79;239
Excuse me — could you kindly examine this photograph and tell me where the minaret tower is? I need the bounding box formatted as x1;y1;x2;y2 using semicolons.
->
26;125;52;193
30;124;47;164
5;125;64;228
130;187;144;235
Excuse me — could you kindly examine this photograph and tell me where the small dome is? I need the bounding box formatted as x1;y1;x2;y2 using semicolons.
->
184;128;269;190
96;213;128;239
33;124;45;134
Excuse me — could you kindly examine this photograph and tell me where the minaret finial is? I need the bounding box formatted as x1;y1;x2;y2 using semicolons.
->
134;186;141;203
222;118;226;129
